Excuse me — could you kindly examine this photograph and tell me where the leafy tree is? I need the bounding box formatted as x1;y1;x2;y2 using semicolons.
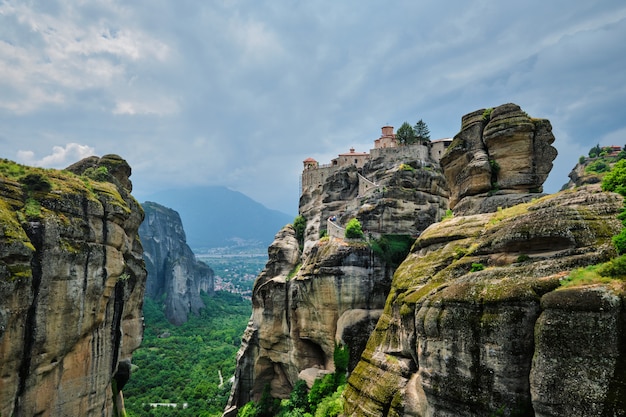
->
602;159;626;196
333;344;349;375
395;122;417;145
589;144;602;158
613;231;626;255
413;119;430;142
288;380;310;412
293;215;307;247
308;374;337;414
345;218;364;239
257;384;281;417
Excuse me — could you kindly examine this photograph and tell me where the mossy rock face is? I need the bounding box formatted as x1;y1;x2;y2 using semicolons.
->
345;185;626;417
0;156;146;417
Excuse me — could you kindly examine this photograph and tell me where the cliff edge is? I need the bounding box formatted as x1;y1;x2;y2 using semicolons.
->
0;155;146;417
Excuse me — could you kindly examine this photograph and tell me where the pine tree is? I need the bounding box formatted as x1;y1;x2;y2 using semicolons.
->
414;119;430;142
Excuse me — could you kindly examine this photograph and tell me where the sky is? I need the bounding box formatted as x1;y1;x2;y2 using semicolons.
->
1;1;625;216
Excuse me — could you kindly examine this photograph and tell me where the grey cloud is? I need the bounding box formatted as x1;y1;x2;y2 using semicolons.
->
1;0;625;213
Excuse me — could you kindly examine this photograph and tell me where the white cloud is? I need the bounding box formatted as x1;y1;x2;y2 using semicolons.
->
112;96;179;116
0;1;171;114
17;143;96;168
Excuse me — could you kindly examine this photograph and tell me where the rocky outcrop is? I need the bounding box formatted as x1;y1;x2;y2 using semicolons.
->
139;201;214;325
224;226;394;415
344;185;626;416
441;103;558;214
299;144;449;254
0;155;146;417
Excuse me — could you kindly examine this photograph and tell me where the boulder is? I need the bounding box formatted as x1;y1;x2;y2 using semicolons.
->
441;103;558;214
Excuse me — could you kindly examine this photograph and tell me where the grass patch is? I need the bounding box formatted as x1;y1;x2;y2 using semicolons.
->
560;256;626;287
441;209;453;221
287;263;302;280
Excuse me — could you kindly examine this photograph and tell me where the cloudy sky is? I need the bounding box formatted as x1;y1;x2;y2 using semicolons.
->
1;1;625;215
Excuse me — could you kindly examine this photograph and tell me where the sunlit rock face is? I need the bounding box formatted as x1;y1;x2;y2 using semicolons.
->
139;201;214;325
441;103;558;215
344;185;626;417
225;226;394;415
0;155;146;417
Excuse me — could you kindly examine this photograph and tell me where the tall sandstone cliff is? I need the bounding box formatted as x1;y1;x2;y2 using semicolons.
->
0;155;146;417
228;103;626;417
344;186;626;416
225;121;449;415
139;201;214;325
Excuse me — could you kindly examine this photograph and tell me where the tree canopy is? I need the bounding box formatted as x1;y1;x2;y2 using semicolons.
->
414;119;430;142
395;119;430;145
345;218;364;239
395;122;416;145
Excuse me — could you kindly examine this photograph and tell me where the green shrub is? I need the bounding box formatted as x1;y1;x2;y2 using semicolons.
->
442;209;453;221
23;198;42;220
20;172;52;192
612;229;626;255
602;159;626;196
239;401;259;417
83;166;110;182
516;254;531;263
313;386;344;417
579;155;586;164
482;108;493;121
345;218;364;239
470;263;485;272
489;159;500;174
585;159;610;174
333;344;349;374
597;255;626;278
287;380;310;412
287;263;302;280
308;374;336;414
370;234;414;267
399;163;414;171
293;215;307;246
589;144;601;158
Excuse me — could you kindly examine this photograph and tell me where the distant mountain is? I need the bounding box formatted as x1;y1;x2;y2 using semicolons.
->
142;186;293;250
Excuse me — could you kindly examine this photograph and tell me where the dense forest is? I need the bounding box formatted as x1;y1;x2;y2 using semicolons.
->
124;291;252;416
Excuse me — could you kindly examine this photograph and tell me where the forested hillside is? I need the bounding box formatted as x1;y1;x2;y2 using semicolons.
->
124;292;251;416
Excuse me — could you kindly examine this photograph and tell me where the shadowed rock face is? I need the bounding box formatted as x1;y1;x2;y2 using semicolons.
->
139;201;214;325
344;185;626;417
441;103;558;214
0;155;146;417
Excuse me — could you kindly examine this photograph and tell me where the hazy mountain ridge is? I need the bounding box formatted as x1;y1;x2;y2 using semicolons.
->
144;186;293;251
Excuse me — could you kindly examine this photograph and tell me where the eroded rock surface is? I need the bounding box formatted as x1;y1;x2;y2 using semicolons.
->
344;185;626;417
441;103;558;214
299;149;449;255
0;155;146;417
139;201;214;325
225;226;394;415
